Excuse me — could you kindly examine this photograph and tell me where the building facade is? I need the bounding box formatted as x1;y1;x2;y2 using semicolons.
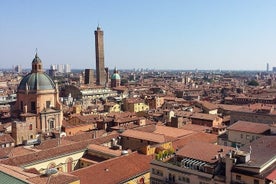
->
13;53;63;145
84;69;94;85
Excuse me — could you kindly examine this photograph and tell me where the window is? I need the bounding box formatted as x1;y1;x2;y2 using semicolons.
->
31;101;36;111
236;175;241;181
179;176;190;183
29;124;32;130
46;101;51;108
240;134;243;139
254;179;259;184
49;119;54;129
246;135;250;140
21;101;23;111
152;169;163;176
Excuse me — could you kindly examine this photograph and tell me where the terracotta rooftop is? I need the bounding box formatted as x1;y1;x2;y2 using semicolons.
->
153;125;194;138
181;124;212;132
197;101;218;111
71;152;152;184
234;103;276;115
121;129;166;143
34;138;75;150
134;124;157;132
0;134;14;144
0;164;37;183
0;133;119;167
191;112;221;121
266;169;276;181
0;146;38;159
107;111;136;118
63;130;107;142
176;141;233;163
218;104;246;111
228;121;270;134
173;132;217;150
114;116;140;124
87;144;122;157
27;172;80;184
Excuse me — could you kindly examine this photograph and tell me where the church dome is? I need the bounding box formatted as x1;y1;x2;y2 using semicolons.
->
18;53;56;91
18;72;56;91
111;73;121;80
111;67;120;80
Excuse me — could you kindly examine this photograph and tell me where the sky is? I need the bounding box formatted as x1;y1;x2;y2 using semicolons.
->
1;0;276;70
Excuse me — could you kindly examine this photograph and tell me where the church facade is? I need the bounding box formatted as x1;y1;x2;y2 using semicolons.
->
12;53;63;145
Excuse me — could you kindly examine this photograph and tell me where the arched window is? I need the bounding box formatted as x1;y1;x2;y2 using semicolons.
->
47;162;56;169
29;124;32;130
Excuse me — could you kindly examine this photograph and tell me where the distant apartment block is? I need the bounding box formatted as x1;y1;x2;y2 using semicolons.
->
14;65;22;73
50;64;71;73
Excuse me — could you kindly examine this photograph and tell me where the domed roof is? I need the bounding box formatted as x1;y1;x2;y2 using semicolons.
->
111;73;121;80
18;72;56;91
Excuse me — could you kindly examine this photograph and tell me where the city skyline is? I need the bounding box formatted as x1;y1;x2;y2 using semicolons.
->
1;0;276;70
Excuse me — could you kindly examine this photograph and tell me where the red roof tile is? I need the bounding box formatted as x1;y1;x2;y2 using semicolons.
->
153;125;194;138
228;121;270;134
87;144;122;157
176;141;233;163
27;172;80;184
121;129;166;143
266;169;276;181
71;152;152;184
0;133;119;167
173;132;217;150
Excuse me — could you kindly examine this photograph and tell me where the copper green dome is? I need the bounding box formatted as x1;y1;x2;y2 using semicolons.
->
111;73;121;80
18;52;55;91
18;72;56;91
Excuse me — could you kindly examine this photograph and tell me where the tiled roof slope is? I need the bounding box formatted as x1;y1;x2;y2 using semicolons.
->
71;152;152;184
228;121;270;134
177;141;233;163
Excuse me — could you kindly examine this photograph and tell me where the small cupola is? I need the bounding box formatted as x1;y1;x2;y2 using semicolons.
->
32;52;43;73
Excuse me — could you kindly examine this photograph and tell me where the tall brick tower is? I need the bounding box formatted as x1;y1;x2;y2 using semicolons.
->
94;26;106;86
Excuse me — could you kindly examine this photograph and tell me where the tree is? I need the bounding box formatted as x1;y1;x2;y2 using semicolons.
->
247;80;259;86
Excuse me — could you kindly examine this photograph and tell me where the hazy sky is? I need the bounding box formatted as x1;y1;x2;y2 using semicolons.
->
1;0;276;70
